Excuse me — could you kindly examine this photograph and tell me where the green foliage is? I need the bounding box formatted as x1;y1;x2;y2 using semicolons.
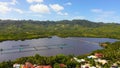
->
66;60;77;68
92;41;120;63
0;19;120;41
0;20;120;67
53;63;60;68
0;60;13;68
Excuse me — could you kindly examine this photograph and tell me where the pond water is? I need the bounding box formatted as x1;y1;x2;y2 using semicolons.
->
0;36;117;62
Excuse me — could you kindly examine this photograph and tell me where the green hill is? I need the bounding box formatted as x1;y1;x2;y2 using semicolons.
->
0;19;120;41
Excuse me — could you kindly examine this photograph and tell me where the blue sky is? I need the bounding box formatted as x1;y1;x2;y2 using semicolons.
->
0;0;120;23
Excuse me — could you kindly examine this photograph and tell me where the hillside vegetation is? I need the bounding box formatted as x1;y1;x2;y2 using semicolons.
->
0;19;120;41
0;19;120;67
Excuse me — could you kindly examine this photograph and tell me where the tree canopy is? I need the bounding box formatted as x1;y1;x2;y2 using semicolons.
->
0;19;120;41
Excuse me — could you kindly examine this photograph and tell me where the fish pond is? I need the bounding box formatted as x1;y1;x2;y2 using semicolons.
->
0;36;117;62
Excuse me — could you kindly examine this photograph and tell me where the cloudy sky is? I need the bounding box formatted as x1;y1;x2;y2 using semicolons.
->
0;0;120;23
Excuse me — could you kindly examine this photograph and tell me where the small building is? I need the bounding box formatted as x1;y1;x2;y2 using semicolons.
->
13;63;20;68
100;43;108;47
35;65;52;68
59;64;66;68
87;55;97;59
95;53;103;58
23;62;34;68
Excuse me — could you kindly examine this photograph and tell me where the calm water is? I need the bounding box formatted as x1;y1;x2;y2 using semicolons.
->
0;36;117;62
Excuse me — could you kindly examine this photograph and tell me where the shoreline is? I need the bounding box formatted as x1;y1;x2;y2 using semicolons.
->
0;35;119;42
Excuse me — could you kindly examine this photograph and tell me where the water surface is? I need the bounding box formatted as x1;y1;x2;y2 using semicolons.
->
0;36;117;62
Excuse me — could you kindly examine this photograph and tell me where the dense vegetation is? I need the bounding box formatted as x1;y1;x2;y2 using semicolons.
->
0;19;120;41
0;19;120;67
91;41;120;66
0;41;120;68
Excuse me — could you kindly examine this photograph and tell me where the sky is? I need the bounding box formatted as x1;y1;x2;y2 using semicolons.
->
0;0;120;23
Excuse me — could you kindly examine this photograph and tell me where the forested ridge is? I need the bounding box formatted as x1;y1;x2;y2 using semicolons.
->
0;19;120;41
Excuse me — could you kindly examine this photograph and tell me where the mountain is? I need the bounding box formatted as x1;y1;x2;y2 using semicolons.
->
0;19;120;41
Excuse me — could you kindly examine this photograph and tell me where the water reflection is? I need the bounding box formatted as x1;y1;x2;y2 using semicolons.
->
0;36;117;62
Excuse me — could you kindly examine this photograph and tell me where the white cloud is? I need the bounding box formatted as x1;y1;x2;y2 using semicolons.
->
33;14;42;17
0;18;19;20
0;2;11;14
0;2;8;6
57;12;68;16
91;9;102;13
49;4;64;12
94;14;120;23
73;16;85;19
27;0;43;3
91;9;120;23
91;9;115;14
0;0;18;5
13;8;23;14
65;2;72;6
10;0;18;5
0;0;23;14
112;16;120;23
30;4;50;14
